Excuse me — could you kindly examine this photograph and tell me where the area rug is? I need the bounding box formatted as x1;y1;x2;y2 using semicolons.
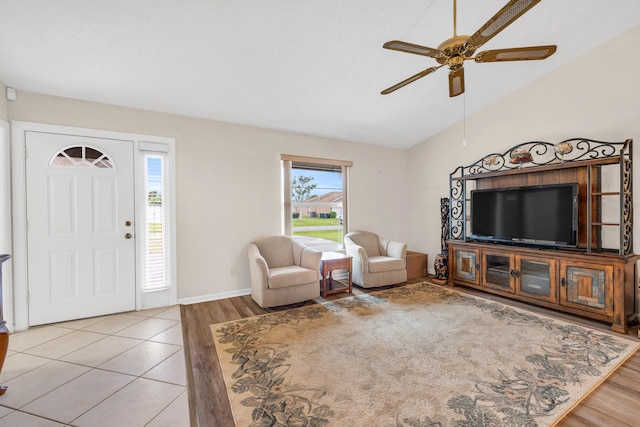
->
211;282;639;426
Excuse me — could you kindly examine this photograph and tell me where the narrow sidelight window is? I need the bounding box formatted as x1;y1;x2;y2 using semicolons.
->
142;153;168;290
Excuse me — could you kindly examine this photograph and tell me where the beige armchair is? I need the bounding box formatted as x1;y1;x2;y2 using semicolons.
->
344;231;407;288
248;235;322;308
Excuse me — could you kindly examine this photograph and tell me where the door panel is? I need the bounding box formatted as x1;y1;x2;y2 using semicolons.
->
26;131;135;325
92;177;117;233
49;176;76;234
559;260;613;316
452;248;480;284
50;250;77;299
483;252;514;291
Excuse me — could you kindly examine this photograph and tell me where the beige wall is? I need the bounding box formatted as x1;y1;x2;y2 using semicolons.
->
407;25;640;275
7;93;408;300
0;81;7;121
4;24;639;303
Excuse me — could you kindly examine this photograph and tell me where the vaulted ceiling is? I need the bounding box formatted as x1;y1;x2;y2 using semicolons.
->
1;0;639;149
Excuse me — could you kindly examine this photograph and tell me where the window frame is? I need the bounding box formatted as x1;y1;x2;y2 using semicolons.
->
281;154;352;251
136;141;176;310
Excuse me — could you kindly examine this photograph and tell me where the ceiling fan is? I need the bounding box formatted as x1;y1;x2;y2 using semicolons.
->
381;0;557;97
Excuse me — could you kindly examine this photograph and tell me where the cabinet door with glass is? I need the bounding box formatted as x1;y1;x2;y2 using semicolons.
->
558;260;613;316
452;247;480;285
515;256;557;303
481;251;515;292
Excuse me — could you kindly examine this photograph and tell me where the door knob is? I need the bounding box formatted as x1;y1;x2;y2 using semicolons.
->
125;233;132;239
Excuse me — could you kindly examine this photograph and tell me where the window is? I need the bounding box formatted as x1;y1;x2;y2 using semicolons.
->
140;148;170;291
50;145;113;169
282;155;352;252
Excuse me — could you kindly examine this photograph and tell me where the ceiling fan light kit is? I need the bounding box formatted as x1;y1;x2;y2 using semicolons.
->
449;68;464;97
382;0;556;97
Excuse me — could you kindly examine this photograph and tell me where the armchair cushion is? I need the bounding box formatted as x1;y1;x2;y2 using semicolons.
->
368;256;405;273
269;266;319;289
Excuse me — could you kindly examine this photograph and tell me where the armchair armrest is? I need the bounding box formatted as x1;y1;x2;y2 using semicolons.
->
344;237;368;275
248;243;270;290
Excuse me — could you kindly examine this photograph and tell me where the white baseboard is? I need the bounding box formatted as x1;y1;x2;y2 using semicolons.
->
178;288;252;305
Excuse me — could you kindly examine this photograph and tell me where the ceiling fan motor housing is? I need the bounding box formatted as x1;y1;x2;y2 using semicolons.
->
436;35;470;69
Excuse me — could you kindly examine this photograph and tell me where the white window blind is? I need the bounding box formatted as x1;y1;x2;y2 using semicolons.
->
141;151;169;291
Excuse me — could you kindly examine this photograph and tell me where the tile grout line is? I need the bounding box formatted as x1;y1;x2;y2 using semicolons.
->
0;307;187;426
143;389;189;427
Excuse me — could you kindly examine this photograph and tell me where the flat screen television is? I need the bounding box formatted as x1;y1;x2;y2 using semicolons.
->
470;183;579;247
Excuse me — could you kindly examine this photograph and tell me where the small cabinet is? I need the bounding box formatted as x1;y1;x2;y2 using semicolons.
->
482;251;557;302
451;247;480;285
559;260;613;317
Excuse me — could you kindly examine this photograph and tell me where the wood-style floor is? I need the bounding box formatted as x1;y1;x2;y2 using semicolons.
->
180;277;640;427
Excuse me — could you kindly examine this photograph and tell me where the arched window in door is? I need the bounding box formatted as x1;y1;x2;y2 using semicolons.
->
50;145;113;169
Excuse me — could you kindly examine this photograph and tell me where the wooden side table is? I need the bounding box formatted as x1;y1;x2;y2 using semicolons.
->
320;252;352;297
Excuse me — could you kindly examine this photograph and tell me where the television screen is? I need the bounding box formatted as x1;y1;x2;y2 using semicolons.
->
470;183;578;247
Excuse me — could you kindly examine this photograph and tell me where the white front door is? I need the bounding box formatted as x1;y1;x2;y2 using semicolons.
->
26;131;136;325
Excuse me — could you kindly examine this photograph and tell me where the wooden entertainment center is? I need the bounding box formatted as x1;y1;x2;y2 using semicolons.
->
447;138;638;333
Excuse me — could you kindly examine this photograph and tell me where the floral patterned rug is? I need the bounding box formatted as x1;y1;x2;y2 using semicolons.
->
211;282;639;426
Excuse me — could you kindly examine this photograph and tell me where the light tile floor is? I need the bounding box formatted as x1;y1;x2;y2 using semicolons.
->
0;306;190;427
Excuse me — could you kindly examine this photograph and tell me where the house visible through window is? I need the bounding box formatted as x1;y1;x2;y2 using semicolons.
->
282;155;352;252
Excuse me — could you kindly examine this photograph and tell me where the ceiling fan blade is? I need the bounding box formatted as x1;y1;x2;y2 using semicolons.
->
381;66;442;95
383;40;444;58
474;45;556;62
463;0;542;56
448;68;465;97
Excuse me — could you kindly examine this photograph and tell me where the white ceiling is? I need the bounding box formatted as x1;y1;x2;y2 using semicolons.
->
1;0;639;149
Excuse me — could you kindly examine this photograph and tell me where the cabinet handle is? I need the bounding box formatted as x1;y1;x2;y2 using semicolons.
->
561;277;566;287
475;263;480;270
